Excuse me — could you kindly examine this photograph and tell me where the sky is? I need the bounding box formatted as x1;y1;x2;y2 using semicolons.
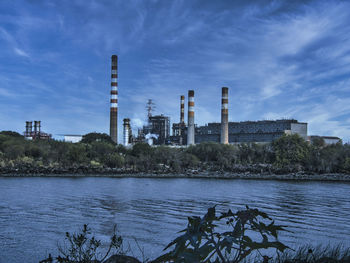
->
1;0;350;143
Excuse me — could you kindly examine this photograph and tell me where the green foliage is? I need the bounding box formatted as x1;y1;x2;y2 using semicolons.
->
310;137;325;148
66;144;89;165
1;129;350;174
154;206;289;263
104;153;125;168
131;143;153;157
272;134;309;167
0;130;24;138
4;143;25;159
41;210;350;263
42;224;123;263
81;132;115;144
25;144;43;158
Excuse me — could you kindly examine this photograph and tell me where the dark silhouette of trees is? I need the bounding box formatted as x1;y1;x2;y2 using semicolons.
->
1;131;350;174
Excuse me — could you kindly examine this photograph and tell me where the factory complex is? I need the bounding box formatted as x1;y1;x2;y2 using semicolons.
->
108;55;341;147
20;54;340;146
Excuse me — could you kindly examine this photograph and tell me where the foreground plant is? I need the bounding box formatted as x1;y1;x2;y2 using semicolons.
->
40;224;123;263
152;206;289;263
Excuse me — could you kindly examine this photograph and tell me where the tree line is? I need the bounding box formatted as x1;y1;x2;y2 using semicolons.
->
1;131;350;174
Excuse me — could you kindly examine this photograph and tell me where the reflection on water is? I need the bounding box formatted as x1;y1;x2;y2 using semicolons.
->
0;177;350;263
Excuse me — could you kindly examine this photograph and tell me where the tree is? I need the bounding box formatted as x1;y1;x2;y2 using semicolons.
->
272;134;309;167
66;144;89;165
81;133;115;144
0;130;24;138
131;143;153;157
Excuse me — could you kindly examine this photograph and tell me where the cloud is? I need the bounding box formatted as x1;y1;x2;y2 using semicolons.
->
13;47;29;57
1;0;350;142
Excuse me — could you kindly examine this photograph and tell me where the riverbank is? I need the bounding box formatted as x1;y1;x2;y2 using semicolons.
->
1;167;350;181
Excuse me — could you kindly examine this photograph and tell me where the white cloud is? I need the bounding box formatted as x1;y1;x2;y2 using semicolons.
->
13;47;29;57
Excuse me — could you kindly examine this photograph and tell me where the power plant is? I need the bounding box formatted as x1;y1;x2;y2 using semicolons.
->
108;54;340;146
24;121;51;140
9;54;337;145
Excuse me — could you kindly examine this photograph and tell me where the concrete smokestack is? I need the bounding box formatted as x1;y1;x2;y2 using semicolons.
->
187;90;195;145
123;118;130;146
180;95;185;124
221;87;229;144
110;55;118;143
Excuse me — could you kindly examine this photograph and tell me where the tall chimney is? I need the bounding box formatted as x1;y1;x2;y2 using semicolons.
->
25;121;32;137
110;55;118;143
123;118;130;146
180;95;185;124
187;90;195;145
221;87;229;144
34;121;41;134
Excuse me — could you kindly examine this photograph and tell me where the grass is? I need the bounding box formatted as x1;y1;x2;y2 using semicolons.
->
270;244;350;263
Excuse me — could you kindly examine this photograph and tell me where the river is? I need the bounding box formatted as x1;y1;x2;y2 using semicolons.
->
0;177;350;263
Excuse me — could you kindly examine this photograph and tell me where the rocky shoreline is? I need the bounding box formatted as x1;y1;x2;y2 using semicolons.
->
1;165;350;181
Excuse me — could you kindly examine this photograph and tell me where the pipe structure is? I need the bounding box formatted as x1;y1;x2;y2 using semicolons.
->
110;55;118;143
187;90;195;145
123;118;130;146
221;87;229;144
180;95;185;124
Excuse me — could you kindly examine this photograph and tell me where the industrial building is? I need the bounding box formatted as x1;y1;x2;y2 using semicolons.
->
171;119;307;145
126;99;171;146
136;114;170;145
194;119;307;144
169;87;308;145
23;121;51;140
64;135;83;143
106;55;341;146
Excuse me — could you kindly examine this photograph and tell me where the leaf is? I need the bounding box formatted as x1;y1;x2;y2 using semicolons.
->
164;234;187;251
206;206;216;221
232;220;242;238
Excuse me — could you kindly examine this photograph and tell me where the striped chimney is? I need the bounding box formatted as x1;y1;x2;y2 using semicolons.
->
123;118;130;146
187;90;195;145
110;55;118;143
221;87;229;144
180;95;185;124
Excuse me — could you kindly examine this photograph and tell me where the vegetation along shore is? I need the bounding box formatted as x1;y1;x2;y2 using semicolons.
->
1;131;350;180
40;206;350;263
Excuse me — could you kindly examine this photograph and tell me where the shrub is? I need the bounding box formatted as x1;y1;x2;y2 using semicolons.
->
41;224;123;263
154;206;288;263
272;134;309;166
81;133;115;144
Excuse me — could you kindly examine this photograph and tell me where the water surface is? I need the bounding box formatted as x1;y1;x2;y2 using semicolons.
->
0;177;350;263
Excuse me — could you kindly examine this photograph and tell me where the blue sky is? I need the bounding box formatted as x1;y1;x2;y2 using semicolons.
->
1;0;350;143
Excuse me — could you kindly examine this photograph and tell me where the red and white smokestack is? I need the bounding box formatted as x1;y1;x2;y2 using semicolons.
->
110;55;118;143
180;95;185;124
187;90;195;145
221;87;229;144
